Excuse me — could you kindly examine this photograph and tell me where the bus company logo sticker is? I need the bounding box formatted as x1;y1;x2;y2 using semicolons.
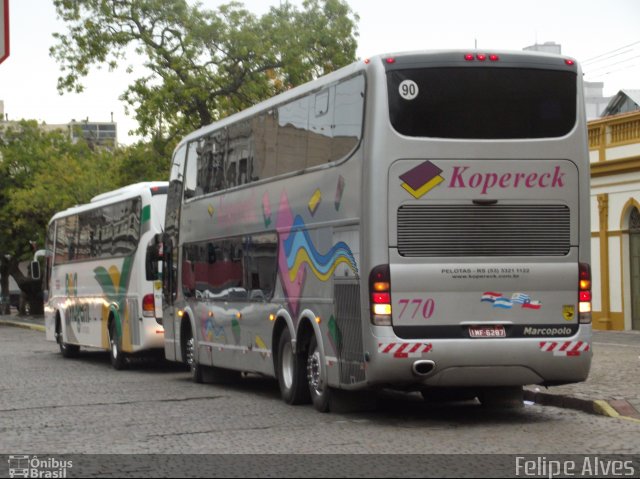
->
481;292;542;310
563;305;576;321
399;160;444;198
448;165;566;195
65;273;78;297
378;342;433;359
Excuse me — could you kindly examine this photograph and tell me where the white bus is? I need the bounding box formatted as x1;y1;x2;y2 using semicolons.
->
45;182;168;369
149;50;592;411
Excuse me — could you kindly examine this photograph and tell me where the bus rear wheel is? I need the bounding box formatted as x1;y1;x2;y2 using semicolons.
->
307;335;331;412
277;328;310;405
109;321;128;370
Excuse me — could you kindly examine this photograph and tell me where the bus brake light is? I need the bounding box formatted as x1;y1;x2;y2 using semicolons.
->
143;294;155;318
578;263;592;324
369;265;392;326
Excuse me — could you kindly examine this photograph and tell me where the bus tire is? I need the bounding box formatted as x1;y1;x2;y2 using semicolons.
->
109;320;128;370
185;327;203;383
56;317;79;358
277;328;310;405
307;334;331;413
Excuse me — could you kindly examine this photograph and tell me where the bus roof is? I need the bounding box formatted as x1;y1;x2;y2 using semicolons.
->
174;49;578;152
50;181;169;222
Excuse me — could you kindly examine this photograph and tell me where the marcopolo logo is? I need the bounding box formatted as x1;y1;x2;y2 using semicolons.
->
524;326;573;336
399;161;567;198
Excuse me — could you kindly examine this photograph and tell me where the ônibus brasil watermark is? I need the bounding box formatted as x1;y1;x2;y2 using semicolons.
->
7;455;72;478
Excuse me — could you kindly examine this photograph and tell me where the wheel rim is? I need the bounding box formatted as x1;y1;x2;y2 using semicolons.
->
281;342;294;389
186;336;196;372
111;335;118;360
307;346;323;395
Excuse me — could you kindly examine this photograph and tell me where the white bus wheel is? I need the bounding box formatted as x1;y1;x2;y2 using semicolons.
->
109;321;128;371
56;318;79;358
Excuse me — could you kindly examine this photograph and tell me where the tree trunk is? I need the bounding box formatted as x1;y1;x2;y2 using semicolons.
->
0;257;10;315
8;258;44;316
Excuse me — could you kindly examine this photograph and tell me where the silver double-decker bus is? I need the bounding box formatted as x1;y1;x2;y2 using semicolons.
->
148;50;592;411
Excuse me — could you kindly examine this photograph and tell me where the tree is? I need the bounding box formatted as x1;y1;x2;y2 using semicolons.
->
50;0;359;142
111;139;172;187
0;121;121;315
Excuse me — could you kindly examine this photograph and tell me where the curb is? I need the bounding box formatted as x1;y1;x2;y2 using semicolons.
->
524;390;640;423
0;318;45;333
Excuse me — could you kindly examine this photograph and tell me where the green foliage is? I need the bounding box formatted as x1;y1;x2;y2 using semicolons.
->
0;121;117;259
111;139;173;186
50;0;359;141
0;122;169;261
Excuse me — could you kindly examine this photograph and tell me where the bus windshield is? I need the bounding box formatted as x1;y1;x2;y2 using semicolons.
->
387;67;577;139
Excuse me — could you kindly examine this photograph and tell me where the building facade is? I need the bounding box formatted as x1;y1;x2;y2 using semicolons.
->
589;110;640;330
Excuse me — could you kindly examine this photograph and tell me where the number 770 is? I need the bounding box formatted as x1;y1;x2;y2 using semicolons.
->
397;298;435;320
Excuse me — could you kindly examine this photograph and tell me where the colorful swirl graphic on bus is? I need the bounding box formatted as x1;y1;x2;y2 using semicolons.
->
284;216;358;282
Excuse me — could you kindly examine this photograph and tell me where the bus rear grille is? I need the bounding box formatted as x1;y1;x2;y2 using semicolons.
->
334;281;366;385
397;204;571;257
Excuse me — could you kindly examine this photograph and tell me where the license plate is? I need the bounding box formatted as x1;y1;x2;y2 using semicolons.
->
469;325;506;338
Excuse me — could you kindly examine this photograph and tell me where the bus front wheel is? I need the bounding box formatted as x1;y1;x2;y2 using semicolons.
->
184;327;203;383
277;328;310;405
56;318;79;358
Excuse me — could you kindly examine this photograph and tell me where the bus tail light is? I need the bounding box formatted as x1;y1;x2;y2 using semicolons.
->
578;263;592;324
143;294;155;318
370;264;392;326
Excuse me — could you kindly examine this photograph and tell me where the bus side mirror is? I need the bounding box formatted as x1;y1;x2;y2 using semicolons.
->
145;234;163;281
31;261;41;280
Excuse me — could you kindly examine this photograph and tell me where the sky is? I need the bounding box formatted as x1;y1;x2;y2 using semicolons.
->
0;0;638;145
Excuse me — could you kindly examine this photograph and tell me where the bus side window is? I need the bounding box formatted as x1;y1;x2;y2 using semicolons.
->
183;141;199;199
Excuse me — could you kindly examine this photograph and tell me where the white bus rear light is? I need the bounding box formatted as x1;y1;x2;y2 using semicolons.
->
373;304;392;316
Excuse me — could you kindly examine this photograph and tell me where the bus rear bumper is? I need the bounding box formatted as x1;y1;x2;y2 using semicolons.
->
364;328;592;389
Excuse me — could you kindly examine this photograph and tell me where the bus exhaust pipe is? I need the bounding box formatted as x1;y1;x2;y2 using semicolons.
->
412;360;436;376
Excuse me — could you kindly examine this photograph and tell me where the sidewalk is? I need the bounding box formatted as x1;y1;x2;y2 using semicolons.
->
524;330;640;422
1;313;638;421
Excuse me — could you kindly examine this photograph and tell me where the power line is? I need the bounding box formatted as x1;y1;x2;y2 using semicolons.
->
585;54;640;75
584;48;635;66
582;40;640;65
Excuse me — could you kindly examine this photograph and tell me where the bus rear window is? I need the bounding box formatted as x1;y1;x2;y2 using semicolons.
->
387;68;577;139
